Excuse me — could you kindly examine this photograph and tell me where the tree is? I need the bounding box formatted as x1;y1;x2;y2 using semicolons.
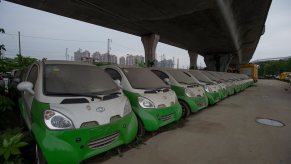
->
0;28;6;59
0;55;37;73
257;58;291;77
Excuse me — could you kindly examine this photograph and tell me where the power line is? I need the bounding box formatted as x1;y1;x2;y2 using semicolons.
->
2;33;105;43
2;33;142;53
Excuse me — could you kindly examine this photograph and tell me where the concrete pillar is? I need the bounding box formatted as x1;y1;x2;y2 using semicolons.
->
188;51;198;70
141;34;160;67
204;54;233;72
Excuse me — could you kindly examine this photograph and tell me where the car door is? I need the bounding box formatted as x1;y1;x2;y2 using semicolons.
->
22;64;39;130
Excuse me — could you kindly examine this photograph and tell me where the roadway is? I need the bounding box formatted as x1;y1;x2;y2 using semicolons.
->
85;80;291;164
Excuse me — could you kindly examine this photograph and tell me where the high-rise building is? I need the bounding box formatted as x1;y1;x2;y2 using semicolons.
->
74;49;90;61
126;54;134;65
92;51;101;62
74;49;118;64
81;57;93;64
119;56;125;65
100;52;117;64
125;54;144;66
157;59;174;68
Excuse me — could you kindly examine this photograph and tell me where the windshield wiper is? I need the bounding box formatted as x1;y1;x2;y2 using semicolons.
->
144;87;170;94
179;82;189;85
47;92;102;101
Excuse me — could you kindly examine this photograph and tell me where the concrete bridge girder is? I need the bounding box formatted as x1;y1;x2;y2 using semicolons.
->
188;51;198;70
204;54;233;72
141;34;160;67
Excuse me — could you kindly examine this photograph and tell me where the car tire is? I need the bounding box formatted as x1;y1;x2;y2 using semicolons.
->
137;118;145;137
35;144;47;164
179;100;190;118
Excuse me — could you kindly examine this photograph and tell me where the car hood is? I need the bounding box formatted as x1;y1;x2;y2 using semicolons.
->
49;96;128;128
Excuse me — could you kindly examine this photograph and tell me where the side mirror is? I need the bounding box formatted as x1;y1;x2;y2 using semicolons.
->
17;81;35;95
114;79;121;87
164;78;170;85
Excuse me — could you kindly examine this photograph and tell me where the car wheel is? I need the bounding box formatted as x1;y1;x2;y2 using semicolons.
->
35;144;47;164
137;118;145;137
179;100;190;118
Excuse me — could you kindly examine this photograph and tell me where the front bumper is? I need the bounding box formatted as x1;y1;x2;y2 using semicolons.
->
135;103;182;132
33;112;138;164
184;95;209;112
206;91;221;105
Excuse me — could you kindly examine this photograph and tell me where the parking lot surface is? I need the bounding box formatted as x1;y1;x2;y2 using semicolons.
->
86;80;291;164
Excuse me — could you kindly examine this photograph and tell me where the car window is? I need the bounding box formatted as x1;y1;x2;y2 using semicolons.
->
122;68;168;89
105;68;122;81
44;64;119;95
27;65;38;89
167;70;196;85
151;70;169;84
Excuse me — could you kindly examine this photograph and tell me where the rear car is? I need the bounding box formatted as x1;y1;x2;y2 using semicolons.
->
102;66;182;136
151;68;208;118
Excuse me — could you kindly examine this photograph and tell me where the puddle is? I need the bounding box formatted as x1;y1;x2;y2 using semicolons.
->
256;118;285;127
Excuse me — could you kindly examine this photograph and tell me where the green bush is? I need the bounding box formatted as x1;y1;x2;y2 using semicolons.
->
0;128;29;163
0;96;14;113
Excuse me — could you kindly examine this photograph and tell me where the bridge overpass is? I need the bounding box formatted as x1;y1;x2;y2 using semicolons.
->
7;0;272;71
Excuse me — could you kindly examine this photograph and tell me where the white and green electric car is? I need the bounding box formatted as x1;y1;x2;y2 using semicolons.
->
17;61;138;164
151;68;209;118
102;66;182;136
183;70;222;105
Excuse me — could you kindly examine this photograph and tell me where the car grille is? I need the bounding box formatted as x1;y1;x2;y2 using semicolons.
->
160;114;173;121
88;132;119;149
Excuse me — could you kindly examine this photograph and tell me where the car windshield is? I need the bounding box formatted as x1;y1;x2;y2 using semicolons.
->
122;68;168;89
167;70;196;85
44;64;119;95
188;70;213;84
200;71;220;82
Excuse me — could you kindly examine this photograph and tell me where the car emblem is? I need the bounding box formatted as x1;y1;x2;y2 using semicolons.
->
96;107;105;112
86;105;91;111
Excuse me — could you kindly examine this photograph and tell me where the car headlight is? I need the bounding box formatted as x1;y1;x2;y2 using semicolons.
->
44;110;74;130
204;85;212;92
123;99;132;115
218;84;225;89
185;88;195;97
138;97;155;108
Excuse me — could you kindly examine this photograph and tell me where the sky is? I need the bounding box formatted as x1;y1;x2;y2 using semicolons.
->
0;0;290;68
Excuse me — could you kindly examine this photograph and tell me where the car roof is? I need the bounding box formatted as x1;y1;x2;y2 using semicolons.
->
43;60;94;66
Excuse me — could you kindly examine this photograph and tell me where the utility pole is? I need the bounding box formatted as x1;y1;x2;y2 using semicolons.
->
18;31;22;55
65;48;68;60
107;39;112;55
107;39;112;62
177;58;179;69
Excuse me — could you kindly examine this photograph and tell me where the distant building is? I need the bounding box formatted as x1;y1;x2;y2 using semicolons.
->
119;56;126;65
101;52;117;64
74;49;90;61
74;49;117;64
92;51;102;62
157;59;174;68
125;54;144;66
81;57;93;64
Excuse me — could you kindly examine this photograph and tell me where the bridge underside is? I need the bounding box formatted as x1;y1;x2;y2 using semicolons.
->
7;0;272;71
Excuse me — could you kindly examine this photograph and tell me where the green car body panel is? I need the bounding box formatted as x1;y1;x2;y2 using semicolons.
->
123;90;182;131
20;98;137;164
206;91;221;105
170;85;208;112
